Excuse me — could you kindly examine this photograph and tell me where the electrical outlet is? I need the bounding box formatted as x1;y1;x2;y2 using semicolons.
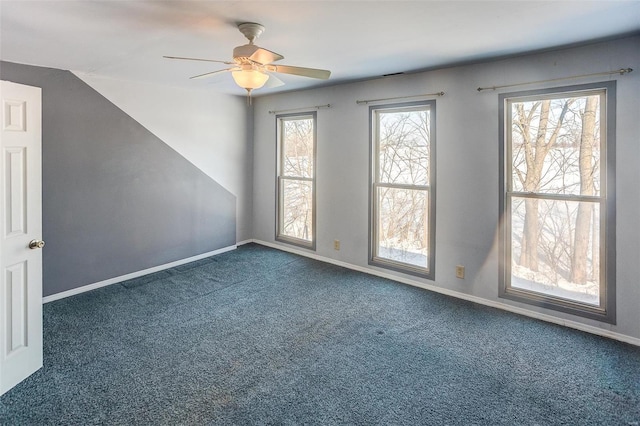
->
334;240;340;250
455;265;465;279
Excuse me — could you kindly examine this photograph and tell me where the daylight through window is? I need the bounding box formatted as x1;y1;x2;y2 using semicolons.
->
500;82;615;323
370;101;435;278
276;113;316;249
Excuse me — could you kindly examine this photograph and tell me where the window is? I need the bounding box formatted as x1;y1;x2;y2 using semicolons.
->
370;101;436;278
276;112;316;249
499;82;616;323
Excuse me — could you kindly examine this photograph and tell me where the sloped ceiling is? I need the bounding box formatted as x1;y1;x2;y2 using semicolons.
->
1;1;639;96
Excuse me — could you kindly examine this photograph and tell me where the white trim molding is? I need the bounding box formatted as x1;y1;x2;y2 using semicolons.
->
42;238;640;347
42;245;237;303
251;239;640;347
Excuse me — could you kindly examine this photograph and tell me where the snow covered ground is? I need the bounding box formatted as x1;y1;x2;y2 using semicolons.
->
511;264;599;306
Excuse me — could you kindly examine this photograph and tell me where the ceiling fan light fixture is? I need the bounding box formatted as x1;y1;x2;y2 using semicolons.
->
231;69;269;90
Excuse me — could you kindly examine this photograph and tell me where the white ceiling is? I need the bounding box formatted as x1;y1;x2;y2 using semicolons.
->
1;1;639;97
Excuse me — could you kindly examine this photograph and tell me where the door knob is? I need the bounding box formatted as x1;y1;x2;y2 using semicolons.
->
28;239;45;249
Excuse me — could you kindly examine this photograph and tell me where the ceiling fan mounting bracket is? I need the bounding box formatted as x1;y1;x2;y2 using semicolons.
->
238;22;265;44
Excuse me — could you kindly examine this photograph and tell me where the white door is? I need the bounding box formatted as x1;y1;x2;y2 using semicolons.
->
0;81;43;396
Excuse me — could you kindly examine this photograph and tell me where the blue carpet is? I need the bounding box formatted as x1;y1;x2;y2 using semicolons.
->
1;243;639;425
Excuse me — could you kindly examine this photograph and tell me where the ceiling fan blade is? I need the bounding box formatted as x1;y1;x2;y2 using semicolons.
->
189;68;234;80
266;65;330;79
164;55;234;65
264;73;285;88
249;47;284;65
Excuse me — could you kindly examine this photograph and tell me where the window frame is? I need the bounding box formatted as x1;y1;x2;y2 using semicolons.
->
369;100;436;279
498;81;616;324
275;111;317;250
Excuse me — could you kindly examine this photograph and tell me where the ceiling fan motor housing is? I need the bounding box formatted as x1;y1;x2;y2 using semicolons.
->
233;44;260;63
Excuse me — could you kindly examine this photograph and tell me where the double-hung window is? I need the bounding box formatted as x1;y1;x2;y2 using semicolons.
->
370;101;436;278
276;112;316;249
499;82;616;323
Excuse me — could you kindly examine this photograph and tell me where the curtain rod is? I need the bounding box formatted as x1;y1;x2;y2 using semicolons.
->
477;68;633;92
356;92;444;105
268;104;331;114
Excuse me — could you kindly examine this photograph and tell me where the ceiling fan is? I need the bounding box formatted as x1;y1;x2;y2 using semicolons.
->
164;22;331;100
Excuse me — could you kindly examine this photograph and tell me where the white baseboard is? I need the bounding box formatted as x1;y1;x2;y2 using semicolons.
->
252;239;640;347
42;244;238;304
43;238;640;347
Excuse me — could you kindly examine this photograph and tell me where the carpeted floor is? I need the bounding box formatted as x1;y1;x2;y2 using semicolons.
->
1;243;639;425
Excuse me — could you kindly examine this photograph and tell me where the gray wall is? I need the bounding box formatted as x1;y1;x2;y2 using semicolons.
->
0;61;237;297
252;36;640;340
74;73;253;242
